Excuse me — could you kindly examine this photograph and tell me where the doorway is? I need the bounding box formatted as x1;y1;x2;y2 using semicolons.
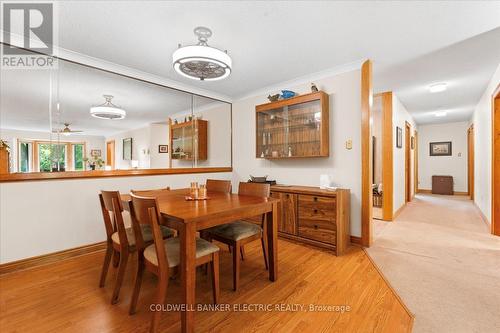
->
493;85;500;236
405;122;411;203
106;140;115;169
467;125;474;200
414;130;418;196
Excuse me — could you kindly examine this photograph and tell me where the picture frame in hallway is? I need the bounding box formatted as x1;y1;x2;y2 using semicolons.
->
123;138;132;160
430;141;452;156
158;145;168;153
411;136;415;149
396;127;402;148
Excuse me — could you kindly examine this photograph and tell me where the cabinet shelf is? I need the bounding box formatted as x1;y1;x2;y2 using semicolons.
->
256;91;329;159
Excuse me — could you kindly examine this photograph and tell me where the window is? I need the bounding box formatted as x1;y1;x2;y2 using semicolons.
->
38;143;66;172
18;141;32;172
73;144;84;171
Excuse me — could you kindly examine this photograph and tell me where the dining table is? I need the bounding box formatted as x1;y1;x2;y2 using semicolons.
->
121;188;279;333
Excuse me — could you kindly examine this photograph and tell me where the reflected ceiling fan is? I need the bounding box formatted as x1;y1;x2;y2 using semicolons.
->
52;123;83;136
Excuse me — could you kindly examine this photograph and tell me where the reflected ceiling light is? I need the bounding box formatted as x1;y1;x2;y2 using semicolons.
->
52;123;83;136
435;111;447;117
172;27;232;81
90;95;126;120
428;83;447;93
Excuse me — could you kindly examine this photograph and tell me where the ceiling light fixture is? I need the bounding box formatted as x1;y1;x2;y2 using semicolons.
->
428;83;447;93
172;27;232;81
90;95;126;120
435;111;447;117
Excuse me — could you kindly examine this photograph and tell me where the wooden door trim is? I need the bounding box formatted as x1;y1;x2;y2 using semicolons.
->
106;140;115;170
492;83;500;236
361;60;373;247
404;122;411;203
467;124;474;200
414;130;418;198
374;92;394;221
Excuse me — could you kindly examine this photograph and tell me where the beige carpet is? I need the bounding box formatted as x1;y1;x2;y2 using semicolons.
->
366;194;500;333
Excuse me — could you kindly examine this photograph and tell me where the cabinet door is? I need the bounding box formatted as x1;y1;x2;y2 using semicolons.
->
272;191;297;235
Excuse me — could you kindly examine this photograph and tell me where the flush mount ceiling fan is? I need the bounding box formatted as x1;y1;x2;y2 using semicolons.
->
52;123;83;136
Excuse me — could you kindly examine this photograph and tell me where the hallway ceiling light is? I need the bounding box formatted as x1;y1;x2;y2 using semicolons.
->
172;27;232;81
435;111;447;117
428;83;447;93
90;95;126;120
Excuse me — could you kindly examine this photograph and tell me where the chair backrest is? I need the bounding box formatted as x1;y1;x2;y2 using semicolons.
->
100;190;128;246
129;193;169;269
206;179;232;193
130;187;170;197
238;182;271;228
238;182;270;197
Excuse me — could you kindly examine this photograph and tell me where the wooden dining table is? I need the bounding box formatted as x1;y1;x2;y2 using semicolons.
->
121;188;279;333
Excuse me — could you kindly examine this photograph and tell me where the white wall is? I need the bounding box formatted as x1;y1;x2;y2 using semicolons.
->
471;63;500;223
372;95;383;184
149;123;170;169
0;172;232;263
106;125;152;169
392;94;417;213
232;68;363;237
0;128;105;172
417;121;469;192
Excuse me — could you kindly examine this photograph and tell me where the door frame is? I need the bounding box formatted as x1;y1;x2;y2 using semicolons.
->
361;60;373;247
405;122;411;203
106;140;115;170
467;124;474;200
492;84;500;236
414;130;418;197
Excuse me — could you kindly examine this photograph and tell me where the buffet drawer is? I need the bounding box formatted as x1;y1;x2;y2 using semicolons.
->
298;195;336;223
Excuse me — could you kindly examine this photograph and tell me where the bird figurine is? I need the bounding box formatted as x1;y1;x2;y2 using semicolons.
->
267;94;280;102
311;83;319;92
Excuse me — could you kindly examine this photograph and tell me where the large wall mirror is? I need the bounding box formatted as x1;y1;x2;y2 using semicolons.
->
0;52;232;177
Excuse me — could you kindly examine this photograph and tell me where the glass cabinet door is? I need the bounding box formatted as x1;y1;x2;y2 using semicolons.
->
257;98;323;158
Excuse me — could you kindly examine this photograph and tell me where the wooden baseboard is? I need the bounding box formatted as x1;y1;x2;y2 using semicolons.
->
350;236;362;246
0;241;107;275
393;204;406;220
473;202;490;228
417;189;469;196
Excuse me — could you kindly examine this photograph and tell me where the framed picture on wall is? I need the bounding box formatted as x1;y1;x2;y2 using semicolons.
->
430;141;452;156
411;136;415;149
396;127;402;148
123;138;132;160
90;149;101;157
158;145;168;153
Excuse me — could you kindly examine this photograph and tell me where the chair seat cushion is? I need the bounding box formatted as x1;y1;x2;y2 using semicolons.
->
144;238;219;268
111;225;173;245
207;221;262;241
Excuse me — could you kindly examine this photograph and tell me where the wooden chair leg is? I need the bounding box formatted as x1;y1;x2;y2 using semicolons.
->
99;242;113;287
210;252;220;304
240;246;245;261
111;249;129;305
150;275;169;333
232;241;240;291
129;253;145;315
260;237;269;270
112;249;120;268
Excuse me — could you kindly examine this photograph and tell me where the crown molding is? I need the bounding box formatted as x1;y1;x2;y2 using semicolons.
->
234;58;366;101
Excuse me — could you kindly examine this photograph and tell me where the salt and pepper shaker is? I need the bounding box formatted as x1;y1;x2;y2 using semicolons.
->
199;184;207;199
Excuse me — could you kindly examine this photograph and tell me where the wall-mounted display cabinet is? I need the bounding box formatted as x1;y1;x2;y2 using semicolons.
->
170;119;208;161
255;91;329;159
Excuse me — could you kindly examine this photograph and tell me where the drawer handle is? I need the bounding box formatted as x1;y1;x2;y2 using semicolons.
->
313;209;318;214
313;197;318;202
314;225;319;229
286;194;290;198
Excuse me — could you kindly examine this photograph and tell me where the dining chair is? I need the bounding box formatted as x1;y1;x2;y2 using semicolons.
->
98;190;174;304
128;193;220;332
204;182;270;291
206;179;232;193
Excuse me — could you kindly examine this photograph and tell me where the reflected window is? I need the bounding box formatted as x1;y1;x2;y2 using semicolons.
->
72;144;85;171
18;141;32;172
38;143;66;172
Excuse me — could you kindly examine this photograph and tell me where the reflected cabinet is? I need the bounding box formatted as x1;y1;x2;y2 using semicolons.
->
170;119;207;161
256;91;329;159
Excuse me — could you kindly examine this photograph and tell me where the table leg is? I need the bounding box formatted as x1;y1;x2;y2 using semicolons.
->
266;202;278;281
180;222;196;333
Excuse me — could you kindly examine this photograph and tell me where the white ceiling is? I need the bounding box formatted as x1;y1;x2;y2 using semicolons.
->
2;1;500;127
0;61;221;135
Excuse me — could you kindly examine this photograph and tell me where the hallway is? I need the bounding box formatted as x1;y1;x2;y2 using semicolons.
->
367;194;500;333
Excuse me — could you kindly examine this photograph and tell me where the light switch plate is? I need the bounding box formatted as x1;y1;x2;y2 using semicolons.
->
346;139;352;150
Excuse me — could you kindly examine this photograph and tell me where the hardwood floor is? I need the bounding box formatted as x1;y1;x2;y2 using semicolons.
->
0;240;413;332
